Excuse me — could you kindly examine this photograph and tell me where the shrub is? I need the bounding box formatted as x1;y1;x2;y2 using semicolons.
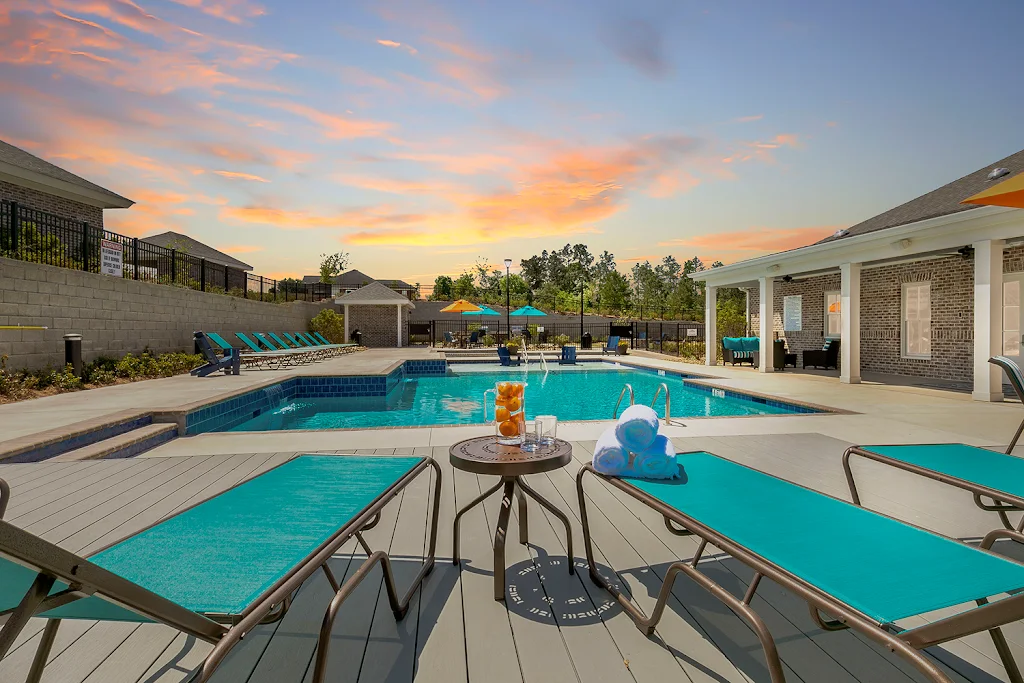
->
481;334;496;347
506;339;521;354
310;309;345;343
552;334;570;348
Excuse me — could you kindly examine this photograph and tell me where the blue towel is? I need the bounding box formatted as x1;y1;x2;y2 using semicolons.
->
593;428;630;476
615;404;659;452
631;435;679;480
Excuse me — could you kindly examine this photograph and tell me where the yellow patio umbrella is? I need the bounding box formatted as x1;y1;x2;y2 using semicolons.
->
439;299;482;346
962;172;1024;209
440;299;482;313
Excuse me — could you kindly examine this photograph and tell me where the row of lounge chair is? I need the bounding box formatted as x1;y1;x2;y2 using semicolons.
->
6;359;1024;682
192;330;357;375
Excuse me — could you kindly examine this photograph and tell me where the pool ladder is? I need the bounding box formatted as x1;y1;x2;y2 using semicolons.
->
612;382;672;425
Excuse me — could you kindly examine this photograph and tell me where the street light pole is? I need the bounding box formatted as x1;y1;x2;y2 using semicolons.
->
579;284;584;343
504;258;512;346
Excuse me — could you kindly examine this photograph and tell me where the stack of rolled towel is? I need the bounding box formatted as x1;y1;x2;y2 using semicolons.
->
593;404;679;479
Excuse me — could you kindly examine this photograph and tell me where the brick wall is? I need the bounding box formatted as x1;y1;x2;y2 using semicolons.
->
747;273;841;361
348;305;410;347
0;181;104;227
0;257;337;370
858;255;973;380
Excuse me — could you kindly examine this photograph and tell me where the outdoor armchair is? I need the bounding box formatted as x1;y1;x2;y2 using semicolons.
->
803;338;840;369
721;337;758;366
0;455;441;683
602;335;620;355
191;331;240;377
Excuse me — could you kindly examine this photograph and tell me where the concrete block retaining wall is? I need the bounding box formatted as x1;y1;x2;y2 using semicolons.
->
0;257;337;370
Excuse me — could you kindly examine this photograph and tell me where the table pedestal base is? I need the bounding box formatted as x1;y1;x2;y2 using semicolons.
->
453;475;574;601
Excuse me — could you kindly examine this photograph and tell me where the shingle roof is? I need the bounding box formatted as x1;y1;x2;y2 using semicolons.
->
301;269;414;289
816;148;1024;245
139;232;253;271
0;139;133;208
335;281;415;306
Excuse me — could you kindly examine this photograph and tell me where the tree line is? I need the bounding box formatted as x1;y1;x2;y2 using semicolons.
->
428;243;747;334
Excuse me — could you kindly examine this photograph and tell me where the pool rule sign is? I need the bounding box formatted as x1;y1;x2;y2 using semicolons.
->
100;239;123;277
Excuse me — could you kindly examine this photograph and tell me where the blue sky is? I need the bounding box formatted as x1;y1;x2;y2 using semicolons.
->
1;0;1022;289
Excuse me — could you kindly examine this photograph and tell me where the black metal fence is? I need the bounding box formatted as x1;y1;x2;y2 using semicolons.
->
0;200;331;302
411;319;706;358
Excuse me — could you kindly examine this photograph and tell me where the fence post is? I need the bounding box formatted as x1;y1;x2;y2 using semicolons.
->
132;238;139;280
170;249;177;284
81;222;90;272
9;201;19;253
200;258;206;292
260;276;264;300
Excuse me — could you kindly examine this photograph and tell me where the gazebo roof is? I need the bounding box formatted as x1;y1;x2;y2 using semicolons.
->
335;281;415;307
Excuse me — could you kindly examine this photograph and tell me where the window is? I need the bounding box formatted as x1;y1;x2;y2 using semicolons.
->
824;291;841;339
902;282;931;359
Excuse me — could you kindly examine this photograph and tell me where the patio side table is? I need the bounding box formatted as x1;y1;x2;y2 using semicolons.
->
450;436;574;601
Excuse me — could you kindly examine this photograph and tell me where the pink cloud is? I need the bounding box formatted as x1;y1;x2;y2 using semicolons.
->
658;226;840;263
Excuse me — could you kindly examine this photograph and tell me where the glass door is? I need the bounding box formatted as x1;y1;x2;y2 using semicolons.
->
1003;274;1024;358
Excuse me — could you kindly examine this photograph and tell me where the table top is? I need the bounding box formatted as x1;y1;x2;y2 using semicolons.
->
449;436;573;476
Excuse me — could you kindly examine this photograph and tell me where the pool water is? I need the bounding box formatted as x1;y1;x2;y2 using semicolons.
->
228;364;804;431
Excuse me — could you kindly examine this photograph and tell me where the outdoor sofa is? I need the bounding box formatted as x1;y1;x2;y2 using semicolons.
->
0;455;441;683
577;453;1024;683
721;336;758;366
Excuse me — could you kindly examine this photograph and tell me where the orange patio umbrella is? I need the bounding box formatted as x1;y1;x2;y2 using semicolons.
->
440;299;482;313
962;172;1024;209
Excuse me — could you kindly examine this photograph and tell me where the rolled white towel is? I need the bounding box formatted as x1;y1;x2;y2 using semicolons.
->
593;427;630;476
615;404;660;453
631;435;679;480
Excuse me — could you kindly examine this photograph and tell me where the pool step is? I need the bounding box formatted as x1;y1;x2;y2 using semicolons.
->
50;424;178;462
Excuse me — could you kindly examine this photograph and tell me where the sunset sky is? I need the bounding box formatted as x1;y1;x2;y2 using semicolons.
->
2;0;1023;288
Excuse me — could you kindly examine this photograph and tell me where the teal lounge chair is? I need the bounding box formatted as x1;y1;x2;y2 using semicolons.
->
311;332;358;354
0;455;441;683
268;331;299;350
577;452;1024;683
234;332;312;366
298;332;351;356
253;332;320;362
205;332;281;370
602;335;620;355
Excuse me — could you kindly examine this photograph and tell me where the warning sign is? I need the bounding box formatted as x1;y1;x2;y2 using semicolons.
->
100;239;123;277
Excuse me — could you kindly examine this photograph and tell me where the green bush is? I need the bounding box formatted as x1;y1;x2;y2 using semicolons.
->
552;334;570;348
481;334;496;347
506;339;521;354
309;309;345;343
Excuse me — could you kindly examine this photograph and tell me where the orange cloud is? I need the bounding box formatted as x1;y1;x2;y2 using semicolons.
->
425;38;491;62
219;205;429;230
263;100;393;140
165;0;267;24
105;188;194;236
647;170;701;198
193;142;313;169
333;175;462;194
377;38;417;55
213;170;270;182
388;151;515;174
658;226;839;263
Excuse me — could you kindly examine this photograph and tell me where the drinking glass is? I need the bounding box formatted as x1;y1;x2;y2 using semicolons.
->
535;415;557;446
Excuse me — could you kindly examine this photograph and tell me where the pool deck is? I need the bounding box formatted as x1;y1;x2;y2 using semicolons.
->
2;348;1024;682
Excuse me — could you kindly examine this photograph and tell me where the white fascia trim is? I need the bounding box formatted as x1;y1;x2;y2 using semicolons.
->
689;206;1023;287
0;164;133;209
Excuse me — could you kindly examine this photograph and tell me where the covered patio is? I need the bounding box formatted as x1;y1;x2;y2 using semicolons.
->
693;197;1024;401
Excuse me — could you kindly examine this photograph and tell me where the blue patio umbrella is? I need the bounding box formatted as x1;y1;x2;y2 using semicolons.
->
461;305;501;316
510;305;547;346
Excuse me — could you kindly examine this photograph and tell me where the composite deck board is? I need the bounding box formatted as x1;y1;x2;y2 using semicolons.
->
0;440;1022;683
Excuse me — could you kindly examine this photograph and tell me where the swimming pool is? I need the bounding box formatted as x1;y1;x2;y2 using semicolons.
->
212;363;818;432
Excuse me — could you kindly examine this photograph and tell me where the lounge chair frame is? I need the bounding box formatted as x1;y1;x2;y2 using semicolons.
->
843;444;1024;532
576;460;1024;683
0;457;442;683
991;356;1024;452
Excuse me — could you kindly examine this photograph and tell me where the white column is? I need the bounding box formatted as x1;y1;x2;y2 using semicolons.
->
840;262;861;384
396;304;402;348
344;304;349;342
758;276;774;373
704;285;717;365
974;239;1005;401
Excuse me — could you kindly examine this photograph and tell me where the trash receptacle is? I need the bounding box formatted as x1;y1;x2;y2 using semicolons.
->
773;339;786;370
351;329;363;346
581;332;593;350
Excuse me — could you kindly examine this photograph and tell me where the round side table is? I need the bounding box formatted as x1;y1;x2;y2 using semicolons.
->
450;436;574;601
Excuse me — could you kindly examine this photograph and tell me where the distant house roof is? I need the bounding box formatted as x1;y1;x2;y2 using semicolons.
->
815;148;1024;245
0;139;133;209
335;281;416;307
139;232;253;271
302;269;415;289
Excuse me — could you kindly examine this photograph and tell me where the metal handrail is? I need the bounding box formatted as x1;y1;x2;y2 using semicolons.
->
539;352;549;374
651;382;671;424
612;384;635;419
